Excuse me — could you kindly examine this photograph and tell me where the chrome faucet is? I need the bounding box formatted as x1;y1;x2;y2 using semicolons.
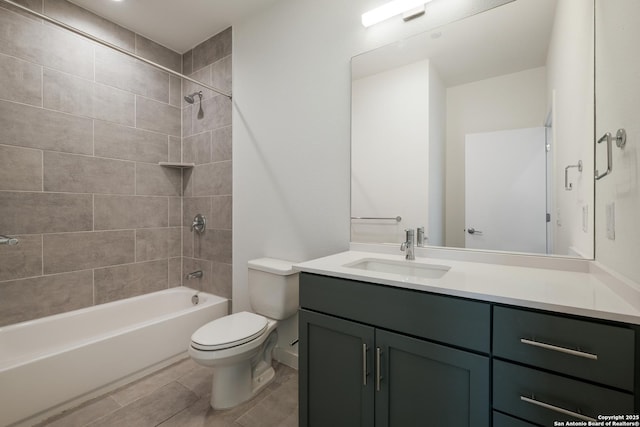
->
416;227;427;247
186;270;203;280
400;229;415;260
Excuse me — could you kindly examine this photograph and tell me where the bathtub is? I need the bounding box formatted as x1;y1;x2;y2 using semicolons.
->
0;287;228;427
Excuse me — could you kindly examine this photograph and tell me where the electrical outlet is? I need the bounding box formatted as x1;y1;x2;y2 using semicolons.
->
582;205;588;233
606;202;615;240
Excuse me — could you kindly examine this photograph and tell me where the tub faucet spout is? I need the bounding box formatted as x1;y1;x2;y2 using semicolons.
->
186;270;203;280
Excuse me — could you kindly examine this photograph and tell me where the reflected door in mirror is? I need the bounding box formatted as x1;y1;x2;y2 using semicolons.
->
465;128;548;254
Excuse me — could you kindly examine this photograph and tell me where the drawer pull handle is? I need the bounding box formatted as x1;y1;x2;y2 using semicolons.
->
375;347;382;392
362;343;368;386
520;338;598;360
520;395;596;422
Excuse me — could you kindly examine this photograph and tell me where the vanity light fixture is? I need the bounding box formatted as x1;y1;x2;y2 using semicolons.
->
362;0;433;27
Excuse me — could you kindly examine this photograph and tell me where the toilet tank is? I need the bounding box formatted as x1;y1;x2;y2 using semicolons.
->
247;258;299;320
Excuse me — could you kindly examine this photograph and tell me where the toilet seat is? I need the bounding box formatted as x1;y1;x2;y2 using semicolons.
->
191;311;268;351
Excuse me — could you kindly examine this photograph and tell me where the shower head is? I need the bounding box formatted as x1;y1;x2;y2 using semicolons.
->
185;91;205;119
184;91;202;104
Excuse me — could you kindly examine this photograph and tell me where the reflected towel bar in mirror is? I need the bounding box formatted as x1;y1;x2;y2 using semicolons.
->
351;216;402;222
564;160;583;190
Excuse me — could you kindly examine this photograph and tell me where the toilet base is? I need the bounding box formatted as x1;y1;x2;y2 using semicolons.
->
209;362;276;409
207;331;279;410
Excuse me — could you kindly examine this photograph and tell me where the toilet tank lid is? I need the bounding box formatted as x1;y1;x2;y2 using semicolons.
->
248;258;297;275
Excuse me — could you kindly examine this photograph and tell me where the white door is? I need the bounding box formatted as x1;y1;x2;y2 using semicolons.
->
465;128;548;253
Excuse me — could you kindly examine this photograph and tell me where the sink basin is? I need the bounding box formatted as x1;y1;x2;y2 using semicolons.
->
344;258;450;279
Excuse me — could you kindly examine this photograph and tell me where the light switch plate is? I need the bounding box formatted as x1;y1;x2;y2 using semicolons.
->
606;202;615;240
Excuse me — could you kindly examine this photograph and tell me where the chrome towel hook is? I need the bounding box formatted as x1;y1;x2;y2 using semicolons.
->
595;129;626;181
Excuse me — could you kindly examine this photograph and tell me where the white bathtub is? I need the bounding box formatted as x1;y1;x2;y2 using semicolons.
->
0;287;228;427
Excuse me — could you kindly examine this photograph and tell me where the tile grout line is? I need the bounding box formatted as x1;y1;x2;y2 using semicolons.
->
92;268;95;306
40;233;44;277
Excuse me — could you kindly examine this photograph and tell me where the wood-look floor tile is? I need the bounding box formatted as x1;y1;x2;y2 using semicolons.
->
234;378;298;427
177;364;213;398
88;382;198;427
36;396;121;427
110;358;197;406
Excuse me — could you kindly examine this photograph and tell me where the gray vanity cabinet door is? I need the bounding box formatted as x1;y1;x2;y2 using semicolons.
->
299;309;375;427
375;329;490;427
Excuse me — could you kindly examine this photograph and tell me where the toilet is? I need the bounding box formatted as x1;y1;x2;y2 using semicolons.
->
188;258;299;409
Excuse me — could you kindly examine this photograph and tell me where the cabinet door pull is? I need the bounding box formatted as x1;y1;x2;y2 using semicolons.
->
520;395;596;422
520;338;598;360
362;343;368;386
375;347;382;392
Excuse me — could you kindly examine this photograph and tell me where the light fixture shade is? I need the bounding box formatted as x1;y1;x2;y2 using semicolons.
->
362;0;432;27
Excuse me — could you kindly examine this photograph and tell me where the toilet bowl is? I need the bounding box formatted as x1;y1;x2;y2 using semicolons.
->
188;258;299;409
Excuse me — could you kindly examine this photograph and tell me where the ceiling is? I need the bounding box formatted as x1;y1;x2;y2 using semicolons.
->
352;0;557;87
68;0;279;53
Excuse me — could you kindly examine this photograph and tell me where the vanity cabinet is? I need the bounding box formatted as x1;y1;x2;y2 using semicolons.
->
299;272;640;427
299;273;491;427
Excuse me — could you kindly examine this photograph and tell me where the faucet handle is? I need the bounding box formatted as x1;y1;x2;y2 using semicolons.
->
191;214;206;234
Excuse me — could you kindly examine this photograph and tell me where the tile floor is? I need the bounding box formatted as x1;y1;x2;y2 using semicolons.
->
37;357;298;427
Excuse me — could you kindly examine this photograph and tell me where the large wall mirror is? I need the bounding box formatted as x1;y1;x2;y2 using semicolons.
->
350;0;595;258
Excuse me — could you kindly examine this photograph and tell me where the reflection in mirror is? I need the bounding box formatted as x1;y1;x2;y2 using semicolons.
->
351;0;594;258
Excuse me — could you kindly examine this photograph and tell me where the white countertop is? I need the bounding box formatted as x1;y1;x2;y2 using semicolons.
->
294;249;640;325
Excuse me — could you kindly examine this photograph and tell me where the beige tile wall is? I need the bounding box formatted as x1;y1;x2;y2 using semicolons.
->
181;29;233;300
0;0;188;326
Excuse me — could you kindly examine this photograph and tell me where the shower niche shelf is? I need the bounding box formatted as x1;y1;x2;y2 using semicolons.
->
159;162;195;169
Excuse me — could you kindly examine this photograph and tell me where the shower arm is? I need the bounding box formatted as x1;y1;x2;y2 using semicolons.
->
0;0;232;100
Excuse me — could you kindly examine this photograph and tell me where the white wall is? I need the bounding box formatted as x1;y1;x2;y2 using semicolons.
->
445;67;548;247
351;60;430;244
546;0;594;258
594;0;640;284
232;0;514;364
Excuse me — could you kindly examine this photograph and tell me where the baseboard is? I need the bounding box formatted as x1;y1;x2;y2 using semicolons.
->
274;347;298;370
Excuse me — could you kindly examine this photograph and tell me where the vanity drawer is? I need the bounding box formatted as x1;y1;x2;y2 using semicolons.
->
493;306;635;390
300;273;490;353
493;360;635;426
493;411;537;427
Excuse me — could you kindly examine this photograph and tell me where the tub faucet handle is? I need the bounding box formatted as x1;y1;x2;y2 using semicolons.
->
191;214;206;234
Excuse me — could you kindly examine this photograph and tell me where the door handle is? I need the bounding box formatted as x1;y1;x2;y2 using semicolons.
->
467;227;483;235
362;343;369;386
375;347;382;392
